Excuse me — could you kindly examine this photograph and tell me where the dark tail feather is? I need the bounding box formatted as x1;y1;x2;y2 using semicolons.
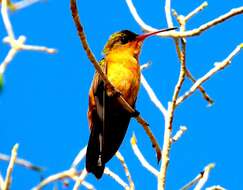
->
103;105;131;163
86;90;133;179
86;112;105;179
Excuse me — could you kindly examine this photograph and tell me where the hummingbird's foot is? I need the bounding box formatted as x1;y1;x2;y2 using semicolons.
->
131;109;140;117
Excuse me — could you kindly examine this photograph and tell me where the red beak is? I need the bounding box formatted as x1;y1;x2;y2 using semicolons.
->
136;27;177;41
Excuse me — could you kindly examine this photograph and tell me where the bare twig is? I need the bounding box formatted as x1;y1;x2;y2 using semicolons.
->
184;2;208;22
0;153;42;172
2;144;19;190
180;163;215;190
164;0;174;28
71;146;87;169
33;169;76;190
81;181;95;190
0;173;4;190
73;169;88;190
176;43;243;106
116;152;135;190
206;185;226;190
171;126;187;143
70;0;161;161
13;0;41;10
194;163;215;190
130;134;159;177
104;167;129;190
141;73;167;118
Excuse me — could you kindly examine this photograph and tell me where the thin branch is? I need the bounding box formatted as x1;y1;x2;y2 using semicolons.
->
13;0;41;10
171;126;187;143
185;70;214;105
104;167;129;190
71;146;87;169
0;153;42;172
130;134;159;177
33;168;77;190
194;163;215;190
2;144;19;190
176;43;243;106
116;152;135;190
70;0;161;161
78;181;94;190
1;0;15;41
73;169;88;190
206;185;226;190
82;181;95;190
184;2;208;22
141;73;167;118
164;0;174;28
180;163;215;190
0;173;4;190
19;44;56;54
0;36;25;74
125;0;157;32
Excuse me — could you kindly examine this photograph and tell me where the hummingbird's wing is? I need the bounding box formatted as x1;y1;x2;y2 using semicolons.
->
86;60;133;179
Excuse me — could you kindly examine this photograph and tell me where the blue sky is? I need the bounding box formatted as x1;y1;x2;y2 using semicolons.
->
0;0;243;189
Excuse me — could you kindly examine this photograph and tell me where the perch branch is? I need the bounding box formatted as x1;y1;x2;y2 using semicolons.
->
70;0;161;161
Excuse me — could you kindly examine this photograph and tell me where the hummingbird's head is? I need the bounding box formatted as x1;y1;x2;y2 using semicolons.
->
102;28;177;56
102;30;139;56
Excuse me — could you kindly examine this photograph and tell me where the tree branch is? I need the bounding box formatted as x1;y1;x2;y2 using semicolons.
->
116;152;135;190
176;43;243;106
2;144;19;190
130;134;159;177
180;163;215;190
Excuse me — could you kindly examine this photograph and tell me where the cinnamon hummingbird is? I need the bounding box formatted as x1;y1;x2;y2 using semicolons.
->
86;27;176;179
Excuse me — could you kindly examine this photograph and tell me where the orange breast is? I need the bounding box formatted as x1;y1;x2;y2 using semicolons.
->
105;53;140;106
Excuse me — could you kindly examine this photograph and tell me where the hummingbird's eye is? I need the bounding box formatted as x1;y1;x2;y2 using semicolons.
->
120;36;129;44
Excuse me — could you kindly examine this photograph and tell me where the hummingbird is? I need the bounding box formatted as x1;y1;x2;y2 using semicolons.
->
86;28;176;179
